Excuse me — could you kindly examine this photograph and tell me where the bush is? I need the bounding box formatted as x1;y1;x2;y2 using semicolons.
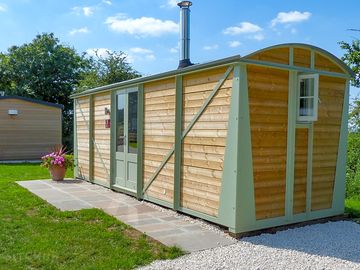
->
346;132;360;198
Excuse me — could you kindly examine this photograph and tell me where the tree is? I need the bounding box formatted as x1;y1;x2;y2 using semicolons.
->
77;50;140;91
339;39;360;87
0;33;88;148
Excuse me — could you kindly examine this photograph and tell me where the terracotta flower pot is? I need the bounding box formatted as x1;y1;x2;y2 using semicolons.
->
49;165;66;181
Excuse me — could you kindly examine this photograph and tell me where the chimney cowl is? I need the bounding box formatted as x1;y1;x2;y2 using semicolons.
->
177;1;193;69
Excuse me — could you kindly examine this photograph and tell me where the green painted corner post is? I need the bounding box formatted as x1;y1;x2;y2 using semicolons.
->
110;91;117;188
285;70;297;220
73;100;78;178
218;63;255;233
174;75;183;210
137;84;144;199
89;95;94;182
332;79;350;213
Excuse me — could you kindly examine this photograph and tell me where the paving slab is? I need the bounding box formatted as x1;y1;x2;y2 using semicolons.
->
17;179;236;252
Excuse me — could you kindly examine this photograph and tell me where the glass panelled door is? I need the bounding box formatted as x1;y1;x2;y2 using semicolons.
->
114;89;138;191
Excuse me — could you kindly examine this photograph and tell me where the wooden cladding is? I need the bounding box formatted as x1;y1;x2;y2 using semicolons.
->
181;67;233;217
75;93;111;185
248;65;289;220
141;67;232;217
247;47;289;65
311;76;345;210
0;98;61;161
293;128;309;214
143;79;176;203
293;48;311;68
76;97;90;179
93;92;111;185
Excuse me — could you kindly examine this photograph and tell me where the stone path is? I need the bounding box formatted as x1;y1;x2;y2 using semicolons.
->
17;180;236;252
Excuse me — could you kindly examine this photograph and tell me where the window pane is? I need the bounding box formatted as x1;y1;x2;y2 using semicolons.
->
128;91;138;154
300;78;315;97
116;94;125;152
299;97;314;116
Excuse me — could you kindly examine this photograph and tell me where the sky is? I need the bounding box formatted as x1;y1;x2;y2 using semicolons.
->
0;0;359;98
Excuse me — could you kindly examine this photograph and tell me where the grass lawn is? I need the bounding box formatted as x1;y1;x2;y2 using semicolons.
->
0;163;183;270
345;195;360;222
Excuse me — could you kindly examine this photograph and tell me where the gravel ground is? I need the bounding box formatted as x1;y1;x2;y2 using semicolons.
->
139;221;360;270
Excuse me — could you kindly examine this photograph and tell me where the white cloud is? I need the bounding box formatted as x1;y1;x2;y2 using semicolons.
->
228;41;241;48
271;11;311;27
102;0;112;5
86;48;112;58
170;47;178;53
223;22;262;35
166;0;178;8
252;33;265;41
72;6;95;16
69;27;90;36
127;47;156;62
0;3;7;12
129;47;153;54
203;44;219;51
105;14;178;37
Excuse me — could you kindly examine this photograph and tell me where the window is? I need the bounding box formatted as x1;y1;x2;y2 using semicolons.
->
297;74;319;122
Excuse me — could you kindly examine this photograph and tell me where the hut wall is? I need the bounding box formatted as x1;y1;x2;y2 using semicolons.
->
143;78;176;203
311;76;346;210
92;92;111;185
0;98;61;161
75;97;90;179
181;67;233;217
247;65;289;220
293;128;309;214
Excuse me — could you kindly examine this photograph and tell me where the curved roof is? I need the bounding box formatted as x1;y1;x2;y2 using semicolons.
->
243;43;354;76
71;43;354;99
0;95;64;109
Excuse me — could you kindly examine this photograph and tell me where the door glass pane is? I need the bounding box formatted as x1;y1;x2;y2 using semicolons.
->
128;91;138;154
116;94;125;152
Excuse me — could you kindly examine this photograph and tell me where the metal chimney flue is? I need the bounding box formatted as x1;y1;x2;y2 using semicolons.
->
177;1;193;69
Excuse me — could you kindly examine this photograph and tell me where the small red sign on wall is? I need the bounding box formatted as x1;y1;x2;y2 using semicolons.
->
105;119;111;128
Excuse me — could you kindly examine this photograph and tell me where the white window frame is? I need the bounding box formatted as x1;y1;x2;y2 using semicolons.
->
297;74;319;122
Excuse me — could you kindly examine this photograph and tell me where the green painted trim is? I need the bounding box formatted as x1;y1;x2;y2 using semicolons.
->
289;46;294;66
178;207;220;224
296;123;311;128
240;58;351;79
219;63;256;233
71;56;241;98
182;66;234;138
332;79;350;212
285;71;297;219
112;184;137;197
110;91;117;188
306;123;314;214
218;64;241;230
88;95;94;182
235;63;256;230
73;100;78;177
310;50;315;70
136;84;144;199
143;194;173;209
237;208;343;233
174;75;183;210
143;145;175;193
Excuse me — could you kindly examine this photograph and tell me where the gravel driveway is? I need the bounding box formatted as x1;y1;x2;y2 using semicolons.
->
139;221;360;270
